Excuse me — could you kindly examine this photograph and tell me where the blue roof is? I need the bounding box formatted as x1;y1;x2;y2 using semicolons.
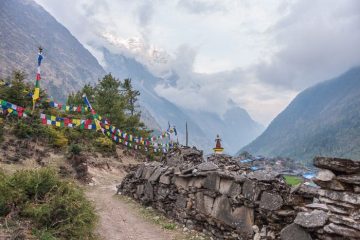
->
240;159;253;163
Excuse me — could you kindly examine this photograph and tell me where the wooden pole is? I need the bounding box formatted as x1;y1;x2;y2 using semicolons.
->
186;121;188;147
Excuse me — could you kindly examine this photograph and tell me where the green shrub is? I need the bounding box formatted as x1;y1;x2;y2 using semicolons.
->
95;136;115;152
68;144;82;156
13;119;34;138
0;168;97;239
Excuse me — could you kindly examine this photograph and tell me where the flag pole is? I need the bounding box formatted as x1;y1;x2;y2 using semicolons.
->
32;47;43;113
185;121;188;147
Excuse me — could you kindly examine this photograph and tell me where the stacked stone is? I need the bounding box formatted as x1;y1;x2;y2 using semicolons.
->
119;148;313;240
282;157;360;240
119;153;360;240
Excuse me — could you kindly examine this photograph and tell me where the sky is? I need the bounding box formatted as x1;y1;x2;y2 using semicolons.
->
34;0;360;125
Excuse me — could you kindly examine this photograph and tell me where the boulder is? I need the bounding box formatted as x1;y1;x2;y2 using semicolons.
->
197;162;219;172
247;170;280;182
259;192;284;211
294;210;328;228
280;224;312;240
314;157;360;174
316;169;335;181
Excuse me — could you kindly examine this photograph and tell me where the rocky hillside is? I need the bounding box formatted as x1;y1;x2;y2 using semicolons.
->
241;66;360;162
0;0;105;101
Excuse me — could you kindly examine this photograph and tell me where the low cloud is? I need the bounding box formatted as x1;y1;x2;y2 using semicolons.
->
34;0;360;125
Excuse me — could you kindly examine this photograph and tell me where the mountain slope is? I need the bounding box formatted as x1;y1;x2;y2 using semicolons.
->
242;66;360;162
0;0;105;101
101;48;263;153
101;48;213;151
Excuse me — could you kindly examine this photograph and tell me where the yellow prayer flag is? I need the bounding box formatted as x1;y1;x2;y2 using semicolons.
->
33;88;40;101
56;121;61;127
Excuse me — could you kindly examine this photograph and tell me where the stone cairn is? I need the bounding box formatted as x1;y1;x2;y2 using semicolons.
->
118;147;360;240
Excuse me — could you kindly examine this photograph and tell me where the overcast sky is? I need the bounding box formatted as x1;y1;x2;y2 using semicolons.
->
34;0;360;125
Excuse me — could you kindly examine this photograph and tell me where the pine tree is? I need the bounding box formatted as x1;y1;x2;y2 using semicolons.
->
0;71;31;106
121;78;140;116
94;74;126;127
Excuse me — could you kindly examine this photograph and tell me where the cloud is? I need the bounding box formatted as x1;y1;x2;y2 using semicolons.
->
255;0;360;91
177;0;227;14
33;0;360;125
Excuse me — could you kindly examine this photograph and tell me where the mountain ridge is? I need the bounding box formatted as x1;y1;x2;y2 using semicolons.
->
241;66;360;162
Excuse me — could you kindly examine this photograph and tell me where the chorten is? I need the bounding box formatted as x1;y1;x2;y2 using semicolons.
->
213;134;224;154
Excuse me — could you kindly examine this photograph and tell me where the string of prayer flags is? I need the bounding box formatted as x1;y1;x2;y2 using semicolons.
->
49;100;90;113
40;114;97;129
0;99;27;117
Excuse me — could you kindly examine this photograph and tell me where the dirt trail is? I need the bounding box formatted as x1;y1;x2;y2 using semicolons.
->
86;166;182;240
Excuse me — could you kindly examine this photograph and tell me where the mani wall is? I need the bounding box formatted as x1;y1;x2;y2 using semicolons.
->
118;147;360;240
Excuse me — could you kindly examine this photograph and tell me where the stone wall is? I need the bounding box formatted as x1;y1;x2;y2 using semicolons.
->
118;150;360;240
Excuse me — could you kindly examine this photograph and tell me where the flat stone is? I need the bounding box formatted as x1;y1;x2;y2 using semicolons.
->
243;179;261;201
305;203;329;211
157;187;170;200
197;162;219;171
149;167;166;182
174;176;189;190
227;182;242;197
211;196;254;234
280;223;312;240
136;184;144;196
219;178;233;195
314;157;360;174
144;182;154;201
260;192;283;211
167;154;183;167
247;170;280;181
135;164;145;178
324;223;360;238
329;215;360;231
180;147;203;158
313;178;346;191
159;174;171;185
188;177;205;188
195;192;214;215
294;210;328;228
142;166;156;180
300;186;360;205
175;194;188;208
337;174;360;185
203;172;220;191
316;169;335;181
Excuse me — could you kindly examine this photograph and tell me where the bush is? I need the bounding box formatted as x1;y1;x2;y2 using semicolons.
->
0;168;97;239
42;127;68;148
95;136;115;152
68;144;82;156
13;119;34;139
